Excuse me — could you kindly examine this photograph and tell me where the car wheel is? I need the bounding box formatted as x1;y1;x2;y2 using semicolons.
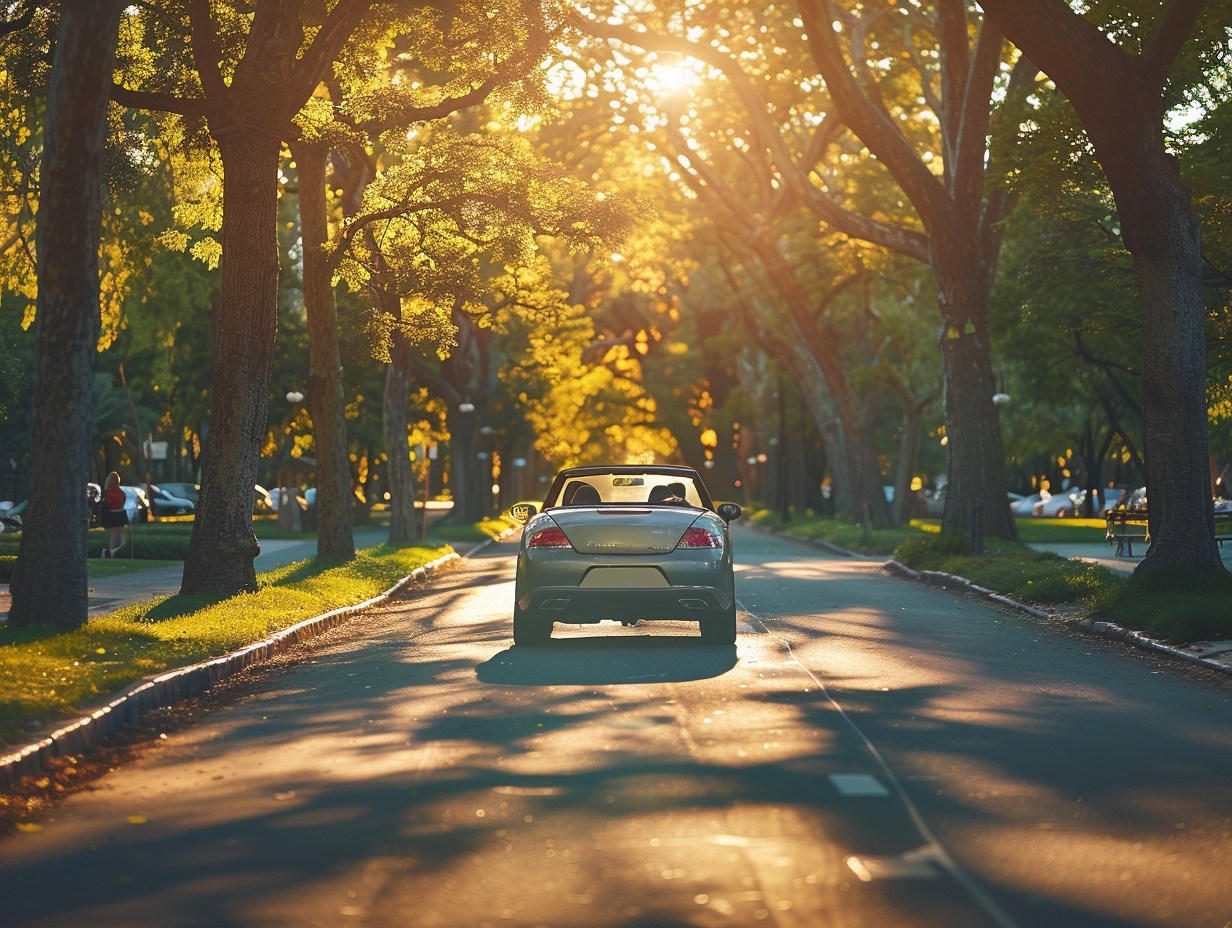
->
513;603;551;646
701;606;737;645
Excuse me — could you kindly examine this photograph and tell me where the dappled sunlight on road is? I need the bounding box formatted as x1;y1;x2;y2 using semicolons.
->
5;544;1229;928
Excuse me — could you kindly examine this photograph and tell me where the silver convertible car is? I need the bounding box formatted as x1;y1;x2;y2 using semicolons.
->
508;465;742;646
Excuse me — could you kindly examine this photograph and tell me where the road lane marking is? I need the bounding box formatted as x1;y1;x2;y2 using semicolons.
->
744;606;1022;928
829;773;891;797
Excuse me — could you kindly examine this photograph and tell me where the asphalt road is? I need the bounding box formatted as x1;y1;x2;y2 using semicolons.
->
1;526;1230;927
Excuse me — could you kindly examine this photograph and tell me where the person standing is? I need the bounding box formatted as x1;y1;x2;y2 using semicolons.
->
100;471;128;557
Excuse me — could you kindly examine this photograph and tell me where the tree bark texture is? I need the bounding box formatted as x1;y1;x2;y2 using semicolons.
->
9;1;123;629
937;318;1017;542
976;0;1222;574
293;141;355;562
383;329;420;546
931;233;1019;543
181;130;282;594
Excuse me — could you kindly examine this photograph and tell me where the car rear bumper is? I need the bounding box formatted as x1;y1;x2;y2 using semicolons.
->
517;585;733;624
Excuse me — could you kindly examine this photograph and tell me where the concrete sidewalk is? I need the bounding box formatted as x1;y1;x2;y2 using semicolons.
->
1026;538;1232;576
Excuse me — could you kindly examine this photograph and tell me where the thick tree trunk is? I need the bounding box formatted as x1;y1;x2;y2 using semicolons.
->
9;1;122;629
1132;187;1221;572
293;141;355;562
937;318;1017;542
181;130;282;594
384;330;420;546
975;0;1223;575
932;231;1018;543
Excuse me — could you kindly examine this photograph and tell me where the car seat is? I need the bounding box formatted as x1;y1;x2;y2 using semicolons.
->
648;482;688;504
565;482;602;505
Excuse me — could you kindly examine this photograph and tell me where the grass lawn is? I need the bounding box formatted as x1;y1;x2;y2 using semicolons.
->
1013;517;1108;544
0;543;452;746
753;508;1232;644
87;560;182;579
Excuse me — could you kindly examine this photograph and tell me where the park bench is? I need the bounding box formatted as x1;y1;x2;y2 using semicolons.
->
1217;512;1232;548
1106;508;1232;557
1105;508;1149;557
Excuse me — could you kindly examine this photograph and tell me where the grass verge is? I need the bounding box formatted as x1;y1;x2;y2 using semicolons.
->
748;509;934;555
752;509;1232;644
892;532;1232;643
0;543;451;747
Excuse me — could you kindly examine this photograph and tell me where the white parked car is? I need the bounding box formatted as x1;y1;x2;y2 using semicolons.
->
1011;493;1045;516
1033;489;1085;518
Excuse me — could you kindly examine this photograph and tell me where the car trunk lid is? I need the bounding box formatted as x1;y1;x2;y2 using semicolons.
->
548;507;700;555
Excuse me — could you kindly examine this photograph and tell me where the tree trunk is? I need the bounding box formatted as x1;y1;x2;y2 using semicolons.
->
892;399;926;526
937;318;1018;542
293;141;355;562
1132;186;1221;572
446;410;486;524
9;1;122;629
750;244;888;527
384;329;420;546
181;130;282;594
932;229;1018;543
975;0;1223;575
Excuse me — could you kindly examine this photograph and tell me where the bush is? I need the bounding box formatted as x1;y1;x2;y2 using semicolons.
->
0;556;14;583
1088;569;1232;642
893;532;970;570
894;534;1120;606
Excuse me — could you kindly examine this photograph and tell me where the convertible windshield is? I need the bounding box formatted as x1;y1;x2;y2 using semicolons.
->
544;471;707;508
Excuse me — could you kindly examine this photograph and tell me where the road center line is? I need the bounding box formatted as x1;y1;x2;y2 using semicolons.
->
745;607;1022;928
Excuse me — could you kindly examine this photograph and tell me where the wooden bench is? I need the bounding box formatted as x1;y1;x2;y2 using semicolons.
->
1217;512;1232;548
1106;509;1232;556
1105;509;1149;557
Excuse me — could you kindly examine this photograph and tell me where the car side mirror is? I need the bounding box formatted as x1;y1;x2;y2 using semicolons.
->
509;503;538;524
716;502;742;523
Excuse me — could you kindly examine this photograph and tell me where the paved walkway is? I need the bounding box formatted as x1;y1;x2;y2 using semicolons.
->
1026;538;1232;576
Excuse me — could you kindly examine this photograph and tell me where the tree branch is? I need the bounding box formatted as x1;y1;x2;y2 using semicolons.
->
110;82;210;118
184;0;229;104
1140;0;1209;90
578;11;930;263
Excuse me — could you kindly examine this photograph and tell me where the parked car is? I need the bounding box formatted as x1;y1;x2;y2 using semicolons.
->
1010;493;1045;516
1;498;26;533
118;486;152;523
158;482;200;505
146;484;196;517
1032;489;1084;518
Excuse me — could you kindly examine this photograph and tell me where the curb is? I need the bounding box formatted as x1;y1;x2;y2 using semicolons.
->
882;559;1232;676
1071;616;1232;674
0;552;460;792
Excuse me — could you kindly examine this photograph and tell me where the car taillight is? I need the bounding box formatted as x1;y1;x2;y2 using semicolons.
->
677;527;722;549
527;526;571;549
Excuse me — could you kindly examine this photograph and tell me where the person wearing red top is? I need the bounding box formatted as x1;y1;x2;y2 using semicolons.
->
100;471;128;557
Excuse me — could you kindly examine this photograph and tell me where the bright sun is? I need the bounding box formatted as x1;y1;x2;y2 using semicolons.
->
645;59;703;94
